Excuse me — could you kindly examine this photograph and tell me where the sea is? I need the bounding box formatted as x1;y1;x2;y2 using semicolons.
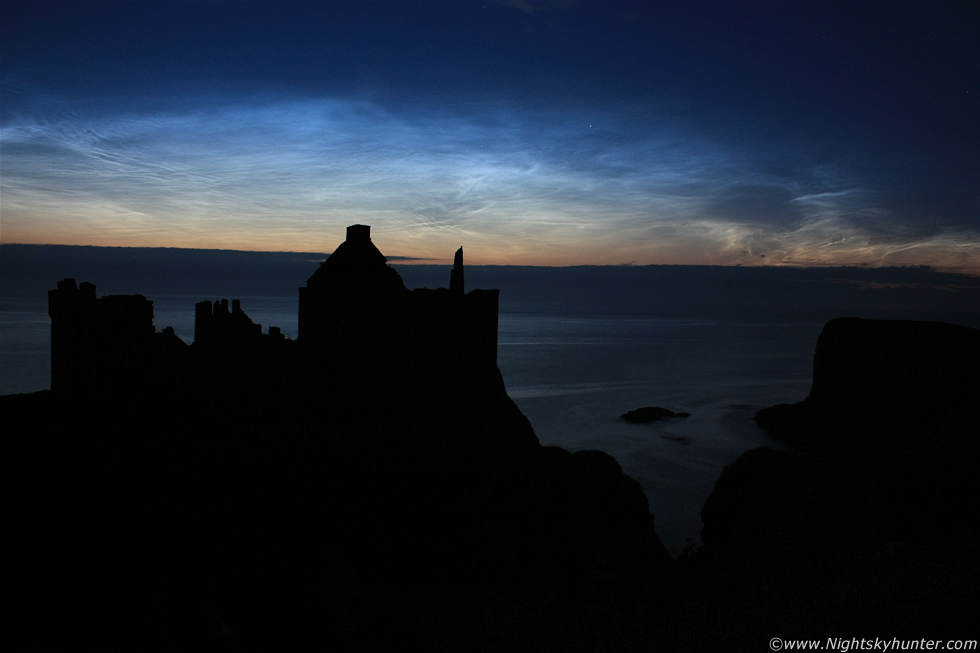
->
4;248;980;554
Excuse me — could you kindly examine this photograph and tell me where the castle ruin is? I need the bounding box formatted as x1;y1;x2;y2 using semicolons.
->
47;225;499;401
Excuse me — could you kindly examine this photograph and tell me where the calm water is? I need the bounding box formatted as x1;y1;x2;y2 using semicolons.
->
1;294;823;553
497;312;817;553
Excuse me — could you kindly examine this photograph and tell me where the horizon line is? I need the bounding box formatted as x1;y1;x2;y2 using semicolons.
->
3;242;979;277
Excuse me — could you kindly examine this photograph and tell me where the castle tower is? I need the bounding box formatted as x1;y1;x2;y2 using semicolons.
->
296;225;499;388
48;279;156;397
297;224;409;346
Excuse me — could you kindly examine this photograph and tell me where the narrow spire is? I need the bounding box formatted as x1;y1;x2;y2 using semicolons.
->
450;246;464;295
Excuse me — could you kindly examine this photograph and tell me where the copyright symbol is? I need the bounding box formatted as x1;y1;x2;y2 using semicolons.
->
770;638;783;651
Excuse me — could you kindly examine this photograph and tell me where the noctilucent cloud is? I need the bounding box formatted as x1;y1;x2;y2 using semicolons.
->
1;0;977;270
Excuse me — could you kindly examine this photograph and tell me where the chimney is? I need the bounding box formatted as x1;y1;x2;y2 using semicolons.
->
347;224;371;243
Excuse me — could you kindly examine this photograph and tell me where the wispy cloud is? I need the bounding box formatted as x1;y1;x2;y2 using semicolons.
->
2;94;977;271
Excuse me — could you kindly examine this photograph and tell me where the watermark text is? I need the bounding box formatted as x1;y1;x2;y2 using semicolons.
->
769;638;978;652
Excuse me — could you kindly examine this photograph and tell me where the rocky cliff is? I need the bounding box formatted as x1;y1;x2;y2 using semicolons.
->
757;317;980;451
691;318;980;641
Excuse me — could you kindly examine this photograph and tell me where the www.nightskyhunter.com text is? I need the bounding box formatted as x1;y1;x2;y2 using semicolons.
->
770;638;977;652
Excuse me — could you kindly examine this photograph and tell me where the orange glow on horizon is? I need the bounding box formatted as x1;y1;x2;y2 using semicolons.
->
3;213;978;275
4;232;979;276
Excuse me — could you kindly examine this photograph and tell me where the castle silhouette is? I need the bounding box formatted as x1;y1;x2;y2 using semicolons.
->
48;225;500;401
27;224;671;651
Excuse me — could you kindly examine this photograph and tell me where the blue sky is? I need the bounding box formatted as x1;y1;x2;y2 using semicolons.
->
1;0;977;270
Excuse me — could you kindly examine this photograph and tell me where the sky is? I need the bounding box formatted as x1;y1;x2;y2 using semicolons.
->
1;0;977;270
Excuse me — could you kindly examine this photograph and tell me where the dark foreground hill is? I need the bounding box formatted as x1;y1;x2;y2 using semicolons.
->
6;378;674;651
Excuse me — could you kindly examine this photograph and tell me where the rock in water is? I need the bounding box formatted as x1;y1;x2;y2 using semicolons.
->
621;406;691;423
